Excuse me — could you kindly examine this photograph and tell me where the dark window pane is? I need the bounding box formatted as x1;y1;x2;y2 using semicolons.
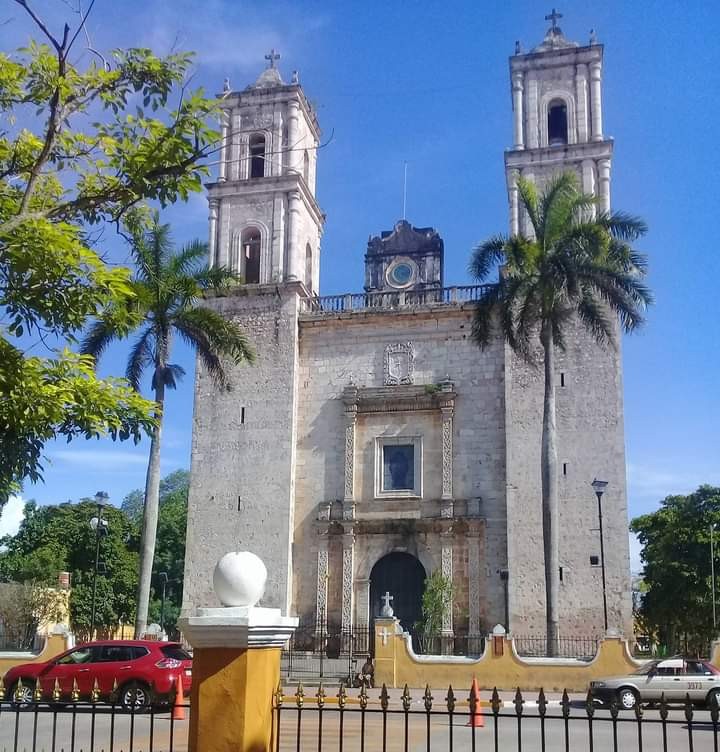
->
383;444;414;491
161;644;192;660
100;645;134;662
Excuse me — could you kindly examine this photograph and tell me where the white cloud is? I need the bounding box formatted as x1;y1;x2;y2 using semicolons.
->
627;462;720;506
51;449;148;469
0;495;25;540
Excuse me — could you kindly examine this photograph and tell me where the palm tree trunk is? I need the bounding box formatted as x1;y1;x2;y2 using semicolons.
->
540;322;560;656
134;378;165;638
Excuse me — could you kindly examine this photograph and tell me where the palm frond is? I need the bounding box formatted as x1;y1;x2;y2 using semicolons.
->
151;363;186;391
468;236;507;282
576;288;614;347
193;264;242;292
79;320;119;364
166;239;208;279
126;327;155;391
597;210;648;241
470;283;503;349
516;176;541;238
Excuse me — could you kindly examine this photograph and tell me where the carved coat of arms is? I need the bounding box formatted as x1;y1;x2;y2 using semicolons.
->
384;342;414;385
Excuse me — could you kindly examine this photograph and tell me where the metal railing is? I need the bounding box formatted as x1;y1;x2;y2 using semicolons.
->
274;683;720;752
299;285;489;314
282;625;372;682
513;635;602;660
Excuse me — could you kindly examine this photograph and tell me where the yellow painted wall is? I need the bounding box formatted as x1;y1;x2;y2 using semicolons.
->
0;633;70;679
374;619;643;692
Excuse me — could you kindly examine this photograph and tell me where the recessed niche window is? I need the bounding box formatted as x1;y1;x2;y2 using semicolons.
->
249;133;266;178
548;100;568;146
375;436;422;498
241;228;261;284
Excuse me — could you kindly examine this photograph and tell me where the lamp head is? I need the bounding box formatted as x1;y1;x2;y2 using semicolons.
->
94;491;109;507
591;479;608;496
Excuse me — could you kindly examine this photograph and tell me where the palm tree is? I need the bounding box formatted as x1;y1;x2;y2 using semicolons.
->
469;172;652;654
82;215;254;637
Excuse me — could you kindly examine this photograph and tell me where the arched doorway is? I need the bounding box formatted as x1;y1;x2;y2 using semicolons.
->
369;552;425;636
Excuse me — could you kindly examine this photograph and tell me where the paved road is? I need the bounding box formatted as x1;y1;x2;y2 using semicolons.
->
1;695;718;751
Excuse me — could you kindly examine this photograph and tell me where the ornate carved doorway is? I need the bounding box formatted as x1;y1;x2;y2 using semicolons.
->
369;552;425;634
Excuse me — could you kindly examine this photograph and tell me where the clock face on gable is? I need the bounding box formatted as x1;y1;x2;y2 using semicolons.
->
386;258;418;289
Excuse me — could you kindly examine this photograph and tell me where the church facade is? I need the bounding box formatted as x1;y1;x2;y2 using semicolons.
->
182;20;633;644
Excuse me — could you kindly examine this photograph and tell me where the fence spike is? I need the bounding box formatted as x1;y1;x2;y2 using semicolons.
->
71;677;80;703
423;684;433;712
0;676;4;701
402;684;411;712
537;687;547;717
337;683;347;710
53;677;61;702
446;685;456;713
275;681;284;708
14;677;24;702
659;692;669;721
561;689;570;718
491;687;502;715
316;683;326;708
380;684;389;711
468;680;478;715
585;689;595;718
634;697;643;721
295;682;305;708
609;696;619;721
359;683;368;710
513;687;524;716
712;691;720;724
33;678;43;703
684;692;694;723
91;678;100;704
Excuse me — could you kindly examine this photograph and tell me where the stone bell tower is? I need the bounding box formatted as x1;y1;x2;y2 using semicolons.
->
208;50;323;292
504;10;613;235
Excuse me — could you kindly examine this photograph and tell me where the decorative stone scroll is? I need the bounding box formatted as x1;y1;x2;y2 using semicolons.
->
342;391;358;509
441;541;453;634
441;407;453;501
384;342;414;386
341;534;354;632
467;534;481;635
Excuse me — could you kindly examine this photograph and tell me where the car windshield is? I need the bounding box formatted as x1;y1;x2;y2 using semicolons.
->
633;661;660;675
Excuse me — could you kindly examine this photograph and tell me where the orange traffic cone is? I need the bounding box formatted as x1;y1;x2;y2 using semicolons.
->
172;676;186;721
466;677;484;728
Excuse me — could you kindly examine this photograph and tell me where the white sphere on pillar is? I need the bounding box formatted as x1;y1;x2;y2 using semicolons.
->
213;551;267;607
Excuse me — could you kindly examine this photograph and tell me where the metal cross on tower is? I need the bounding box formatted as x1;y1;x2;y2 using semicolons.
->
545;8;563;29
265;49;280;69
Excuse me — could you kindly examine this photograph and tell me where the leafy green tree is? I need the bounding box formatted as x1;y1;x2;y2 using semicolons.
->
81;218;253;636
631;486;720;654
414;571;453;654
121;469;189;522
469;172;652;653
0;1;221;506
0;500;139;635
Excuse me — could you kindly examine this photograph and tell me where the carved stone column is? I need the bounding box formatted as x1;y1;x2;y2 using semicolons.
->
237;132;249;181
598;159;611;213
590;60;603;142
341;531;355;634
342;387;358;521
441;531;454;654
287;190;302;281
508;169;520;237
511;70;524;150
208;199;219;268
575;64;589;143
467;529;482;637
218;111;229;182
315;540;329;632
439;380;455;519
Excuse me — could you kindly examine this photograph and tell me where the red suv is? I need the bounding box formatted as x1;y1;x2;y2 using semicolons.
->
3;640;192;709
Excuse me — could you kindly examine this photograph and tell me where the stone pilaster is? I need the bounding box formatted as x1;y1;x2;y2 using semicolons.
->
315;541;329;630
512;71;524;149
208;199;219;268
467;531;482;636
598;158;611;213
341;531;355;633
342;387;358;520
508;169;520;236
589;60;603;141
575;64;589;143
287;190;302;281
441;531;454;653
218;111;229;182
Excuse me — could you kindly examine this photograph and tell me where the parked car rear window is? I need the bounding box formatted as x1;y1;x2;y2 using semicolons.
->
160;645;192;660
131;646;150;659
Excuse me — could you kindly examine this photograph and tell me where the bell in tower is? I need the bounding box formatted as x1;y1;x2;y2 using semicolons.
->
505;10;613;236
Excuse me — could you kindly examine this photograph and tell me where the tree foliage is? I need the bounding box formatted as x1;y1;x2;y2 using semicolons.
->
631;485;720;652
0;1;222;506
414;570;452;654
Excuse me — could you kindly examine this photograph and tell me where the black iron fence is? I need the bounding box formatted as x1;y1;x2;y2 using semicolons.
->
282;625;372;682
0;694;189;752
274;683;720;752
512;635;602;660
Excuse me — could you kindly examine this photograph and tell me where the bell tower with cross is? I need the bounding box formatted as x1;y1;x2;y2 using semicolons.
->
505;9;613;236
206;49;324;292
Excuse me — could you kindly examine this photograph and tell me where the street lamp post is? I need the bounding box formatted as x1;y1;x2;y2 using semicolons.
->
90;491;109;639
498;568;510;632
591;479;609;633
711;525;717;631
158;572;169;634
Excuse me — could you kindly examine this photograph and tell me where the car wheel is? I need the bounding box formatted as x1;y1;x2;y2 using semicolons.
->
617;687;639;710
10;681;35;708
706;689;720;710
120;682;152;712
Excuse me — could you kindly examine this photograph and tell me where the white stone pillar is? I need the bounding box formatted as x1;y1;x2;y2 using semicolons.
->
237;132;249;181
287;190;302;281
441;406;453;501
208;199;219;268
508;169;520;236
441;535;453;645
590;61;604;142
528;78;539;149
341;532;354;633
287;99;301;175
521;169;534;239
598;159;611;213
575;64;589;143
218;111;229;182
512;71;524;149
343;398;357;514
315;544;329;630
581;159;596;219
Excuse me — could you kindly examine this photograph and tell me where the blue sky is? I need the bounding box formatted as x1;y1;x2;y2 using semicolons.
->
1;1;719;570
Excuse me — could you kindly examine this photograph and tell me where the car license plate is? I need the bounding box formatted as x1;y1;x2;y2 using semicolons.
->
185;669;192;676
